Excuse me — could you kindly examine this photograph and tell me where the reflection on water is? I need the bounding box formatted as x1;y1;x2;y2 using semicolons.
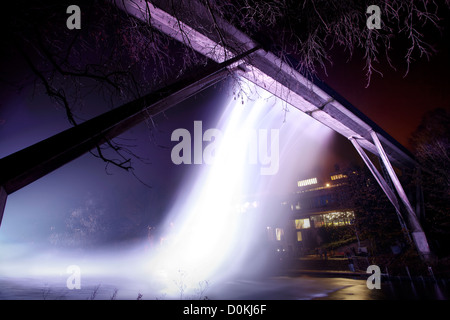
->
0;274;448;300
378;277;450;300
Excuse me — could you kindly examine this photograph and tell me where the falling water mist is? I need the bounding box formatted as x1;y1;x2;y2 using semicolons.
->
0;78;335;299
145;78;335;297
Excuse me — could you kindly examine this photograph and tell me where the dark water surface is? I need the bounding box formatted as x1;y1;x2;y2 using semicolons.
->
0;274;448;300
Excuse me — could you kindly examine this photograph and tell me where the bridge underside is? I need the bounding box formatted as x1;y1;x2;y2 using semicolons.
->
117;0;430;259
0;1;431;259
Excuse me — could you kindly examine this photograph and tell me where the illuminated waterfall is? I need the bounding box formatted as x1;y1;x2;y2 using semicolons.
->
148;78;334;295
0;78;335;299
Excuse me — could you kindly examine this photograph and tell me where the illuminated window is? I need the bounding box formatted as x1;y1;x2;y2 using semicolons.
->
331;174;347;180
295;218;310;229
311;211;355;227
297;177;318;187
275;228;284;241
297;231;302;242
310;215;324;228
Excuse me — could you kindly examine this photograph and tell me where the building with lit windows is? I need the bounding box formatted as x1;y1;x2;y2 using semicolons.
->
260;169;358;256
237;169;359;257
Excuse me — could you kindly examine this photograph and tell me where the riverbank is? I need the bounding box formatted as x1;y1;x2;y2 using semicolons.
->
275;254;450;285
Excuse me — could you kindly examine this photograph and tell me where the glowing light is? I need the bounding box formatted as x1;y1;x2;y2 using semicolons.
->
331;174;347;180
0;77;336;299
146;77;336;295
148;79;277;290
297;178;318;187
275;228;284;241
295;218;311;229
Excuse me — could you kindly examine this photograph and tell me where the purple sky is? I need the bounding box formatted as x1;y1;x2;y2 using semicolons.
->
320;25;450;150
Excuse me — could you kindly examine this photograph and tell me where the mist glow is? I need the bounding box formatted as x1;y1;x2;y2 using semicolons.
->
0;78;335;299
147;78;334;293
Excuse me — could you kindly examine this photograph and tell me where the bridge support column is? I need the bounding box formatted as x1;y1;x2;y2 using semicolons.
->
350;132;432;262
370;130;432;261
349;137;411;242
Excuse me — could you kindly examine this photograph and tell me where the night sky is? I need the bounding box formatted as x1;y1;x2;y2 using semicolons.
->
319;17;450;150
0;1;449;251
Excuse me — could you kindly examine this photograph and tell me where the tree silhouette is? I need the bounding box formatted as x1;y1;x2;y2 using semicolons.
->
343;165;405;255
410;108;450;256
2;0;448;176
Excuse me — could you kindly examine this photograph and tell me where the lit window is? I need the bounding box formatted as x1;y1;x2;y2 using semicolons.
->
297;231;302;242
297;177;318;187
295;219;310;229
316;211;355;227
331;174;347;181
275;228;284;241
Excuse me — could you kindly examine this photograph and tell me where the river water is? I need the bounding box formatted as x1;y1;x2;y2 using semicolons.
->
1;274;448;300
